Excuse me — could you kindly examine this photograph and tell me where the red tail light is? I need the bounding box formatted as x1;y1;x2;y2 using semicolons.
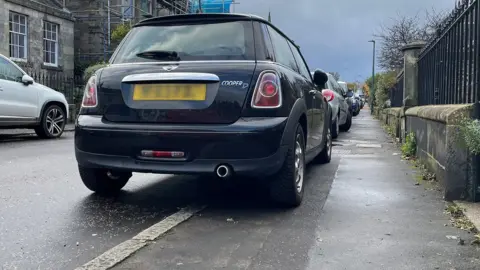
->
81;76;98;107
251;71;282;108
322;89;335;102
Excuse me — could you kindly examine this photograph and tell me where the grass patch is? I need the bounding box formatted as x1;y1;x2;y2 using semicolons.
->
409;159;438;190
382;124;395;138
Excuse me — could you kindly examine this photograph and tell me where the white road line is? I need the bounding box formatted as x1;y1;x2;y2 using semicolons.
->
75;204;206;270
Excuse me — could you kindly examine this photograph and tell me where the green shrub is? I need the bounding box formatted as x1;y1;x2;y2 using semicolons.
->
459;119;480;155
373;71;397;109
83;62;108;82
401;132;416;157
111;23;132;43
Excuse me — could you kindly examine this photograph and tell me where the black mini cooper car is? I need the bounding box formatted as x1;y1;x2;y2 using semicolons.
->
75;13;332;207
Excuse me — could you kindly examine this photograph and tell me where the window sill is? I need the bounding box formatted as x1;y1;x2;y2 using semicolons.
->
42;64;62;71
11;57;27;63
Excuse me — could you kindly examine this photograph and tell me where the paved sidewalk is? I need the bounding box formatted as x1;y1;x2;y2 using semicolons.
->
101;109;480;270
0;123;74;136
306;112;480;269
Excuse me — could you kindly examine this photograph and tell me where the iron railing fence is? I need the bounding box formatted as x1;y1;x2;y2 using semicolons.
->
390;70;404;107
417;0;480;105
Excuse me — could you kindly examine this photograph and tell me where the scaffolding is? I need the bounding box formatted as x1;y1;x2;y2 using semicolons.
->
158;0;190;14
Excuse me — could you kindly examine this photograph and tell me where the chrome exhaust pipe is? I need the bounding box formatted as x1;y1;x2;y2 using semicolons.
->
216;164;232;178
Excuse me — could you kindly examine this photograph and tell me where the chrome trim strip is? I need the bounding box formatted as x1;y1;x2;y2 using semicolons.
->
111;60;258;66
122;72;220;82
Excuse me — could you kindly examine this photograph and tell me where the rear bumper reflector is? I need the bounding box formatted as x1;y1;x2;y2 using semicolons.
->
141;150;185;158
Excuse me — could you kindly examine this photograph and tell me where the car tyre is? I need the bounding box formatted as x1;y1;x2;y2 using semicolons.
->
331;117;339;139
269;123;305;208
314;121;332;164
35;104;66;139
78;166;132;195
340;111;352;132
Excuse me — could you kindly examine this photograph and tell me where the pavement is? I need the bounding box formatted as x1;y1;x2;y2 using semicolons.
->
455;201;480;233
1;108;479;270
0;123;75;136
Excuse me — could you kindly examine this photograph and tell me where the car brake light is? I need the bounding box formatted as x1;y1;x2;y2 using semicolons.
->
251;71;282;108
81;76;98;107
322;89;335;102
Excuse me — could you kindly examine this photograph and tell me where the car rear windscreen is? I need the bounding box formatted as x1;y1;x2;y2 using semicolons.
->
111;20;255;63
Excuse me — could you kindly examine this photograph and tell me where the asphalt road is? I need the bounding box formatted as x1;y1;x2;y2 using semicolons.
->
1;108;479;270
0;122;337;270
0;132;204;269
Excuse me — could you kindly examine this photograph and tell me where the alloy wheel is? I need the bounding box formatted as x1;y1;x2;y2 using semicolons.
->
294;134;305;193
45;108;65;136
327;127;332;158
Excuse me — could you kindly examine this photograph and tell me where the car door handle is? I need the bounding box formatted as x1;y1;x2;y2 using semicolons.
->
309;90;318;95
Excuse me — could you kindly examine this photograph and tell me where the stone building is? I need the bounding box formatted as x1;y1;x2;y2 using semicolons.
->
63;0;190;69
0;0;75;76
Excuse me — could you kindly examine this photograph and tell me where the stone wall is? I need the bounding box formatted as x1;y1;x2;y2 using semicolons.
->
380;105;476;201
64;0;111;65
0;0;75;76
405;105;474;201
379;107;403;141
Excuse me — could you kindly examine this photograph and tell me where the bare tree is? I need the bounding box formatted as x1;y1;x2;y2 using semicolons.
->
375;8;448;71
328;72;341;81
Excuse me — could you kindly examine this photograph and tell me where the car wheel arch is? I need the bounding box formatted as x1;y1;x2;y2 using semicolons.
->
280;99;308;146
38;100;67;123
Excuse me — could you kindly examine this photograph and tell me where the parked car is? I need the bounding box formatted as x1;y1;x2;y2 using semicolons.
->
75;13;333;207
312;71;351;138
355;93;364;110
352;95;361;116
346;91;361;116
0;54;69;138
355;89;366;108
338;81;355;112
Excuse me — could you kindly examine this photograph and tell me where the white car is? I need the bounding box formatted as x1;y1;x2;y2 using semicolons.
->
0;54;69;138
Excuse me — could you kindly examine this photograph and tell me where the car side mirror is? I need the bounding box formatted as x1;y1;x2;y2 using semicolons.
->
22;74;34;85
312;70;328;86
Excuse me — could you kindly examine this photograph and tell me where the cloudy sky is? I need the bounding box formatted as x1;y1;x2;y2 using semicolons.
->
233;0;456;83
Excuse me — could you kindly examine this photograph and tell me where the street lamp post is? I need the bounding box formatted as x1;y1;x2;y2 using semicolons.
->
368;40;376;114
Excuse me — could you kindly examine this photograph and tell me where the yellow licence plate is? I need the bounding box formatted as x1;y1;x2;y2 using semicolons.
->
132;84;207;101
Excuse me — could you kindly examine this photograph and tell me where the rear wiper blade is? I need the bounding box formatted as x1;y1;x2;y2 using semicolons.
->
136;50;181;61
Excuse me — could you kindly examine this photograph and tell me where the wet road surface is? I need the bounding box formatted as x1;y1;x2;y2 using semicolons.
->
113;110;480;270
0;133;202;269
2;110;479;270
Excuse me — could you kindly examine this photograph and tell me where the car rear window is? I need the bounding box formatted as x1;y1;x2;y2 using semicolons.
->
111;21;255;63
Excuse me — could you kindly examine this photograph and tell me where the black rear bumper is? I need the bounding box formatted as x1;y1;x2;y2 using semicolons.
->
75;115;289;177
75;146;287;176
